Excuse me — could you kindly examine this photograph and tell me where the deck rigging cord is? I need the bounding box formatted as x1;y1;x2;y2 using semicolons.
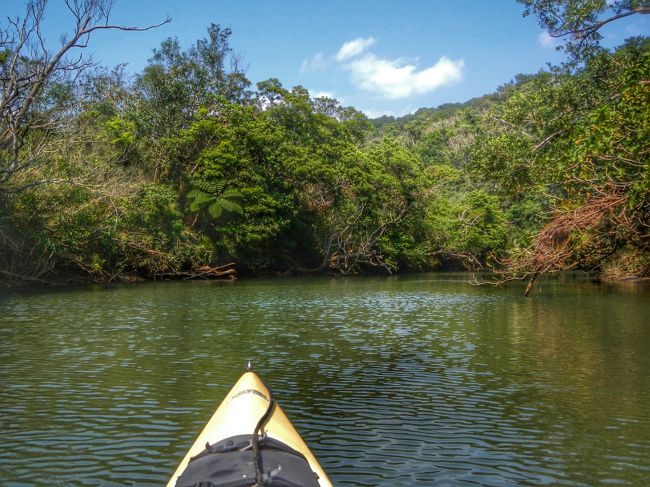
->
248;363;277;486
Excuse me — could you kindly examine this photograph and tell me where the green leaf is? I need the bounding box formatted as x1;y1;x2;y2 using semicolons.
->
207;202;224;218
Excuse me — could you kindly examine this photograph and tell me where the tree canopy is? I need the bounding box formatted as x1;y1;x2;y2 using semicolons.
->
518;0;650;61
1;1;647;288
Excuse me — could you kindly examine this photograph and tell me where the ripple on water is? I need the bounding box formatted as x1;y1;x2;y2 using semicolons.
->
1;275;649;486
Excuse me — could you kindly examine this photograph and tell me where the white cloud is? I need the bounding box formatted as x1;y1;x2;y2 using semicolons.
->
538;31;558;48
300;52;330;73
336;37;376;61
343;54;464;99
300;36;463;101
309;89;336;99
360;106;416;119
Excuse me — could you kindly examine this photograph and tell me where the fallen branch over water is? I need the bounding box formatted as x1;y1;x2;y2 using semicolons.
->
476;189;637;296
156;263;237;280
0;269;51;284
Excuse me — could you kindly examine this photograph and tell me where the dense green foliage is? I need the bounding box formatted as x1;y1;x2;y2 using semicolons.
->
1;9;647;284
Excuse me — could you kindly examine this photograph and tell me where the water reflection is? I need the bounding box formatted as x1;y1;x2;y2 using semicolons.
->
1;274;649;485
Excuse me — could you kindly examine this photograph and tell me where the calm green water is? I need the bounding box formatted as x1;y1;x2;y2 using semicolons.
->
1;273;649;486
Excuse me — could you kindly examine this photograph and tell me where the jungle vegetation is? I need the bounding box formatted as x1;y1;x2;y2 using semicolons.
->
1;0;648;287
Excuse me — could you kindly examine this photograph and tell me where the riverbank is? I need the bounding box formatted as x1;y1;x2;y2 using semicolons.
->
3;263;649;293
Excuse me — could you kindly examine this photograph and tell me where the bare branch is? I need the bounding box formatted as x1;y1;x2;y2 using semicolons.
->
1;0;170;189
550;7;650;39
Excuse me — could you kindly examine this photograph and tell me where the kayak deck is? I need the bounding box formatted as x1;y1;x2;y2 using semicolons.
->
167;371;332;486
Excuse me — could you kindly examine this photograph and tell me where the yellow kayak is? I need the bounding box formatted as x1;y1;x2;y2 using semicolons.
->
167;368;333;487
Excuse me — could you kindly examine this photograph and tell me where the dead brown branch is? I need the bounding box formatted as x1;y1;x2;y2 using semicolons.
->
479;189;631;295
156;263;237;280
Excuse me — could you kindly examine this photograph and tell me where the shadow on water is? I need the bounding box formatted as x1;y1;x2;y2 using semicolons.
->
1;273;649;485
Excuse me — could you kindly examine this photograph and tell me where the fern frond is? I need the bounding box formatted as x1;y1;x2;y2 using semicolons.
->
218;198;243;214
187;190;214;212
188;180;242;218
186;189;208;200
208;202;224;218
221;189;243;199
192;180;213;194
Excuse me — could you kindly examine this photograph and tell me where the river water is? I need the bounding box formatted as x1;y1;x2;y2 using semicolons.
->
1;273;649;486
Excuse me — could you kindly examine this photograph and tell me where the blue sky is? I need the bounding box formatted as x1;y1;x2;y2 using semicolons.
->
6;0;648;117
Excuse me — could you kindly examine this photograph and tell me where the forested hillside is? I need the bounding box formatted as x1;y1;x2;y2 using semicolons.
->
1;1;647;286
376;37;649;287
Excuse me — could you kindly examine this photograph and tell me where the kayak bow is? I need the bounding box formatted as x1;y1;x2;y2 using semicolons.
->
167;370;332;487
